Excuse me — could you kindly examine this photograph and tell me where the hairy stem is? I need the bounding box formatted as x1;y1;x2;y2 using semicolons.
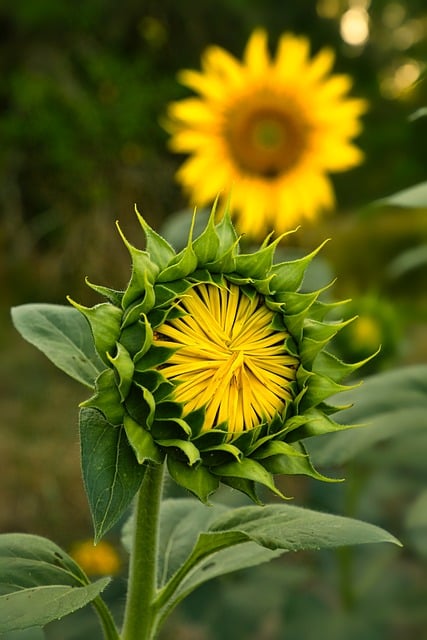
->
121;462;164;640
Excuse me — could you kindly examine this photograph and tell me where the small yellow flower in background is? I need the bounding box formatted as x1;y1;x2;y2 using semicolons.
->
70;539;121;576
166;28;367;238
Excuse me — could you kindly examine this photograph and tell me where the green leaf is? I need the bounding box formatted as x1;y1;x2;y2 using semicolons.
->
405;490;427;558
167;458;219;503
0;534;87;594
68;301;122;366
1;629;45;640
124;414;164;464
0;581;109;633
79;407;145;542
306;364;427;466
11;304;104;388
0;533;110;632
387;243;427;278
153;500;400;623
376;181;427;208
208;503;400;550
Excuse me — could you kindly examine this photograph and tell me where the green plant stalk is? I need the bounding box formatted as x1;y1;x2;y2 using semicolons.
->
337;462;369;610
121;462;164;640
92;595;121;640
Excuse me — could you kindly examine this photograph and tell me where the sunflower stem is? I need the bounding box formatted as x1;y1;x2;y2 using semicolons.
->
121;462;164;640
92;595;121;640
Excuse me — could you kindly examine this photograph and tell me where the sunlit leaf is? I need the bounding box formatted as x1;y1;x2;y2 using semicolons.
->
0;533;109;633
11;304;104;388
80;407;146;542
0;581;109;633
152;499;399;622
376;182;427;208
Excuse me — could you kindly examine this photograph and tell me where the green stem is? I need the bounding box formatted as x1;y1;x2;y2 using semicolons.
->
92;595;121;640
121;462;164;640
338;463;368;610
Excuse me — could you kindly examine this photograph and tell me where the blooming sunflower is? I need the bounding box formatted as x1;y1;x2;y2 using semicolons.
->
70;205;366;503
166;29;367;238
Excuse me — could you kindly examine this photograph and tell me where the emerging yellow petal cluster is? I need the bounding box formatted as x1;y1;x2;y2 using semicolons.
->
167;29;367;238
156;283;298;434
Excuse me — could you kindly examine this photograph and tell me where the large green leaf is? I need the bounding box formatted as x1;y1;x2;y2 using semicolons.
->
0;534;109;632
375;182;427;209
376;181;427;208
150;499;399;625
0;534;87;595
305;365;427;466
0;582;109;633
11;304;104;388
80;407;146;542
1;629;45;639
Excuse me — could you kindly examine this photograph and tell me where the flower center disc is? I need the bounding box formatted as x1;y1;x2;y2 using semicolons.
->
155;283;298;434
225;93;308;178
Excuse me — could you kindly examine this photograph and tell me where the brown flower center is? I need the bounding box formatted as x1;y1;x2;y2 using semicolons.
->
224;92;309;178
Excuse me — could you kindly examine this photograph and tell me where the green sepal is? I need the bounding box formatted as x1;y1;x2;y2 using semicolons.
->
121;274;156;327
287;407;355;440
304;317;354;346
116;222;159;309
133;344;177;371
212;458;290;500
154;280;192;308
283;307;312;341
193;429;229;449
81;368;124;425
157;215;197;282
261;441;341;482
67;300;122;365
235;237;281;280
125;383;156;429
251;439;307;461
193;202;221;264
150;418;191;441
200;443;243;466
274;288;321;314
157;439;201;466
84;277;124;306
135;206;176;270
313;350;374;384
107;342;134;401
123;414;164;464
221;477;262;504
167;457;219;503
132;314;154;361
204;211;239;273
271;240;329;291
300;371;360;411
185;407;208;437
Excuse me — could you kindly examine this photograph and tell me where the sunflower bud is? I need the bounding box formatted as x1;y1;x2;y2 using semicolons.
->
69;206;367;503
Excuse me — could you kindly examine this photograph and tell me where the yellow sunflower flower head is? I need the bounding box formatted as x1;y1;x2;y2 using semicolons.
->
166;29;367;238
70;205;370;503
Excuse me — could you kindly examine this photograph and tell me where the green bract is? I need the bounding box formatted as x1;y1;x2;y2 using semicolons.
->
69;206;367;503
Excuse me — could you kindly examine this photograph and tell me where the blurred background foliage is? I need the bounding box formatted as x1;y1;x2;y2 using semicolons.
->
0;1;426;639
